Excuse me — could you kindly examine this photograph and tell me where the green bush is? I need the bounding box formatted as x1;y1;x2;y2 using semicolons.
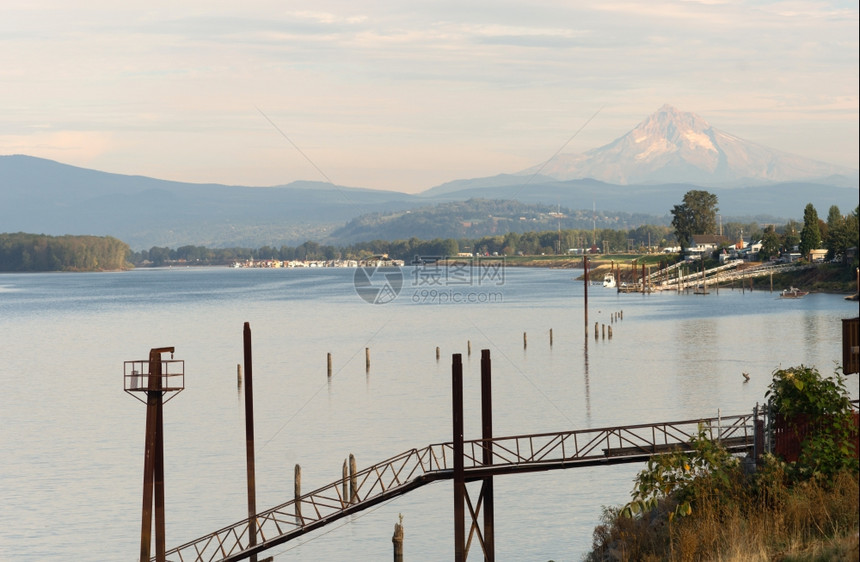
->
765;365;858;480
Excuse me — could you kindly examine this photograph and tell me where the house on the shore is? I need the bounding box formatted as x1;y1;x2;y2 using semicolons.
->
685;235;730;259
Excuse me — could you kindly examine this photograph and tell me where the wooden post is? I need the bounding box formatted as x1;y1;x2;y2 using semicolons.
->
594;322;598;339
392;517;404;562
436;346;440;361
242;323;258;562
237;364;242;386
523;332;527;349
602;324;605;339
349;454;357;504
467;340;471;356
608;325;613;339
583;256;589;337
452;353;465;562
342;459;348;506
480;349;495;560
365;347;370;372
327;353;332;378
549;328;553;347
294;464;302;525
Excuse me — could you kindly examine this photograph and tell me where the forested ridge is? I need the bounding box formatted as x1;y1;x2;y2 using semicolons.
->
0;233;130;272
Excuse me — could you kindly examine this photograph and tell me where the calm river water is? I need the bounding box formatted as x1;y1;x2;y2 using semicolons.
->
1;266;857;561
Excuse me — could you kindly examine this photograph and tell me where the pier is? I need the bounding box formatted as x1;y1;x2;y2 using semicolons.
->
613;260;816;293
154;350;761;562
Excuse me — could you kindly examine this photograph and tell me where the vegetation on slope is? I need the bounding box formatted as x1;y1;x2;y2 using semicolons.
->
585;366;859;562
0;233;130;272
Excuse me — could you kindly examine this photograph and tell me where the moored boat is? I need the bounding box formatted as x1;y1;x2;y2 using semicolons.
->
780;286;808;298
603;273;617;288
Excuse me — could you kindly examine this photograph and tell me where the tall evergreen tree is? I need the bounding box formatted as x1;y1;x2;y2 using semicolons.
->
671;190;719;250
759;225;782;261
799;203;821;258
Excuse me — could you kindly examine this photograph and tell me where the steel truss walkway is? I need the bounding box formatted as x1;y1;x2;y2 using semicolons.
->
158;411;757;562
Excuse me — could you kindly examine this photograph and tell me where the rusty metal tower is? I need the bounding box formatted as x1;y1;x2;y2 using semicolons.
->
124;347;184;562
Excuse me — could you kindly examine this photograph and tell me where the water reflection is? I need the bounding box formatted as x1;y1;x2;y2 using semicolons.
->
583;335;592;423
676;317;721;411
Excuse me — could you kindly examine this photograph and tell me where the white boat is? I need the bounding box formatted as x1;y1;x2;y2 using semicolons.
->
780;286;808;299
603;273;617;288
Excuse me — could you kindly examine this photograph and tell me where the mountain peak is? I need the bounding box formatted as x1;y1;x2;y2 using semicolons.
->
525;105;855;185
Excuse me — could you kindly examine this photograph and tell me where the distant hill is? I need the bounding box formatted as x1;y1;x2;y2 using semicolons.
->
328;199;665;243
419;177;857;222
3;103;857;251
517;104;859;185
0;155;417;248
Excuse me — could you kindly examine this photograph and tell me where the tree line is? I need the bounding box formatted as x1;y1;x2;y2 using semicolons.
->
0;233;130;272
130;225;678;266
3;197;855;271
758;202;858;263
670;190;858;264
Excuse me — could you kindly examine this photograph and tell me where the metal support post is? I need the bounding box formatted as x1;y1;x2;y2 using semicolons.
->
452;354;465;562
243;322;258;562
138;347;174;562
480;349;495;562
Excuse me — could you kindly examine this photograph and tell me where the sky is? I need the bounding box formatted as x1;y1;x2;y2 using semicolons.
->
1;1;858;193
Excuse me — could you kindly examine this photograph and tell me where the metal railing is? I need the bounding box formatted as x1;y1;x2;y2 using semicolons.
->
158;412;755;562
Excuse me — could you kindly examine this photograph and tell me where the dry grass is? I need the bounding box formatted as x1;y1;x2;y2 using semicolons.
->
586;467;859;562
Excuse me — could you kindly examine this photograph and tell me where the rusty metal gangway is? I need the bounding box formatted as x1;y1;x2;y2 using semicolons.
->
655;261;814;291
158;411;757;562
644;257;723;283
655;259;743;289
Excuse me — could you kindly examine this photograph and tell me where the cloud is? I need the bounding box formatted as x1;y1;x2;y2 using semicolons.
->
0;0;856;190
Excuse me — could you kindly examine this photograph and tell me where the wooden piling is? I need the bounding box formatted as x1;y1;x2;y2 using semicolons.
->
583;256;589;337
365;347;370;372
294;464;302;524
392;516;404;562
467;340;471;356
436;346;440;361
594;322;599;339
608;325;613;339
342;459;348;505
327;353;332;378
602;324;605;339
349;454;357;503
242;322;258;562
523;332;527;349
549;328;553;347
237;364;242;386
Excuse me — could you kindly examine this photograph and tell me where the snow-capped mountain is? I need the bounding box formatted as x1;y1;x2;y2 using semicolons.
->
526;104;856;185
